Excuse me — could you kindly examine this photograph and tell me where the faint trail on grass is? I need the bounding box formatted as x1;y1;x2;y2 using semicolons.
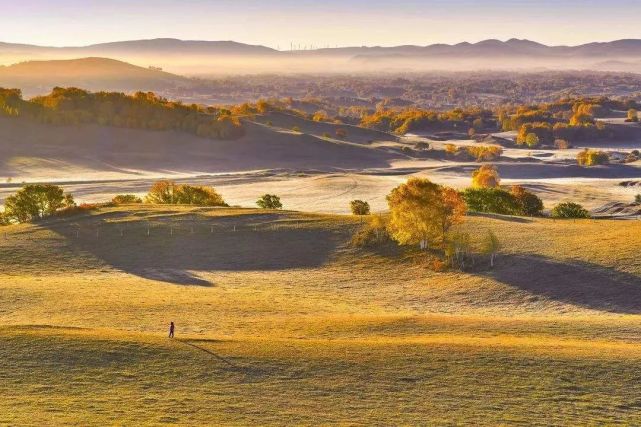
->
177;339;242;369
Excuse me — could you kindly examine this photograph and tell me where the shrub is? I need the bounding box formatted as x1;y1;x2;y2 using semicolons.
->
0;212;9;226
3;184;75;223
465;145;503;162
350;200;370;216
462;188;520;215
551;202;590;218
322;132;331;138
256;194;282;209
292;126;301;132
525;133;540;148
577;149;609;166
444;143;459;154
472;164;500;188
554;139;571;149
112;194;142;204
635;194;641;204
415;142;430;150
350;215;391;248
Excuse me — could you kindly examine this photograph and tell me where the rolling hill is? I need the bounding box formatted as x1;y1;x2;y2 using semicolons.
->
1;205;641;424
0;57;188;96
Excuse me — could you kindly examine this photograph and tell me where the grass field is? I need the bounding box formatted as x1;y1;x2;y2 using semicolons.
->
2;205;641;425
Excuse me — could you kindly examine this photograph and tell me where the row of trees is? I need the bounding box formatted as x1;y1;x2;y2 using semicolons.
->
0;87;245;140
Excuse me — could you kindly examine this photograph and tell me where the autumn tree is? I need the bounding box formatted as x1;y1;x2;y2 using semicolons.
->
525;133;540;148
627;108;639;122
472;164;500;188
145;180;179;204
3;184;75;223
145;181;226;206
510;185;544;216
256;194;283;209
386;178;466;249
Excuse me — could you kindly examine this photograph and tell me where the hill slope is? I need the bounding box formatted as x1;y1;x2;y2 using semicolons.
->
1;206;641;424
0;57;187;95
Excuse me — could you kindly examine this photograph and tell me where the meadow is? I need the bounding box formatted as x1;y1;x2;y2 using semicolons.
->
2;205;641;425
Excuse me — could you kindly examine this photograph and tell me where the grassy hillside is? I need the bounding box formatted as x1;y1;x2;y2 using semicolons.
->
0;116;396;183
1;206;641;424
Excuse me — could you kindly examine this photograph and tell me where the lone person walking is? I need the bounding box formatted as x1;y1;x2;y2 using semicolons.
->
169;321;175;338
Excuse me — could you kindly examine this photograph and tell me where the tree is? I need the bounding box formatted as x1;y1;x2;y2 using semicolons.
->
145;181;226;206
177;185;226;206
635;194;641;204
256;194;283;209
627;108;639;122
462;188;520;215
386;178;466;249
525;132;540;148
551;202;590;219
350;200;370;216
112;194;142;204
481;230;501;268
577;149;609;166
510;185;544;216
472;164;500;188
145;180;178;204
3;184;75;223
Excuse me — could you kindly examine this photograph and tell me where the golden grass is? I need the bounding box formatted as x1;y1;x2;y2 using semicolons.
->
1;206;641;424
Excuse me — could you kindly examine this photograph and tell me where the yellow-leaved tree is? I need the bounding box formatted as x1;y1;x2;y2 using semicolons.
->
472;164;500;188
386;178;466;250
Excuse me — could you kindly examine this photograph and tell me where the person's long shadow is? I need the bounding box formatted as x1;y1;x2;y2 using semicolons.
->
485;254;641;314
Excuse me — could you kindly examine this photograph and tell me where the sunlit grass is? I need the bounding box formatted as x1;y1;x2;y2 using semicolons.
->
1;206;641;424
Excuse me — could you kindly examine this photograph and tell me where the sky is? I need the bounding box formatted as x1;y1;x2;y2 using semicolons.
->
3;0;641;49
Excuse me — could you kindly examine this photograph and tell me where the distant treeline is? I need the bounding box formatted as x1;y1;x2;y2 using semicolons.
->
0;87;245;140
357;96;641;145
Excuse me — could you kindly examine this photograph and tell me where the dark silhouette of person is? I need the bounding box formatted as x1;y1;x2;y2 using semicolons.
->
169;321;175;338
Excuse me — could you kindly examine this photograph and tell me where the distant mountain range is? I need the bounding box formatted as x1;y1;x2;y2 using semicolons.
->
4;38;641;75
5;37;641;58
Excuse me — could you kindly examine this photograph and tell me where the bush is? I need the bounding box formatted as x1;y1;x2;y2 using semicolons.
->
292;126;301;132
635;194;641;204
462;188;520;215
551;202;590;218
577;149;609;166
350;216;390;248
350;200;370;216
3;184;75;223
112;194;142;204
465;145;503;162
256;194;282;209
554;139;571;149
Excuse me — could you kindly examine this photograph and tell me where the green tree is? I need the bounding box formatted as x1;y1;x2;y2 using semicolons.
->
350;200;370;216
386;178;466;249
636;194;641;204
256;194;283;209
551;202;590;219
3;184;75;223
462;188;520;215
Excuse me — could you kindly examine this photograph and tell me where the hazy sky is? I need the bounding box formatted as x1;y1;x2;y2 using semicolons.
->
3;0;641;48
